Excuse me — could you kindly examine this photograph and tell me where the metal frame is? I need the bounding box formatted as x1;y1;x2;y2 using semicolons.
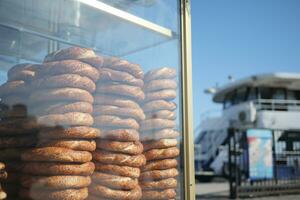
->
181;0;195;199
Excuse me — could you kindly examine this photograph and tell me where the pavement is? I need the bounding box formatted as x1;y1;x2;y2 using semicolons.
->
195;182;300;200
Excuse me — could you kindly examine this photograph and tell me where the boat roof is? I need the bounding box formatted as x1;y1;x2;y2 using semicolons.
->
213;73;300;103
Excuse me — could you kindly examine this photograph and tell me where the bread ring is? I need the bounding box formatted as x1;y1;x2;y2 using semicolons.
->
94;115;139;130
89;185;142;200
0;171;7;180
95;164;140;178
22;162;95;176
44;47;96;62
0;148;26;161
96;140;143;155
0;104;28;118
93;150;146;167
79;56;104;69
93;105;145;121
21;147;92;163
143;139;178;151
0;118;38;136
142;189;176;199
1;172;16;183
38;126;100;139
144;79;177;92
37;60;99;82
20;187;88;200
37;112;93;127
144;67;176;82
8;63;39;82
96;84;144;102
145;110;176;120
140;168;179;180
99;68;144;87
30;101;93;116
94;94;141;109
37;139;96;152
140;129;180;141
144;147;180;161
30;87;94;103
142;159;178;172
140;119;176;131
100;129;139;142
31;74;96;93
0;80;28;96
143;100;177;112
145;89;176;102
92;172;138;190
20;175;91;189
0;190;6;200
104;58;144;79
140;178;177;190
0;163;4;170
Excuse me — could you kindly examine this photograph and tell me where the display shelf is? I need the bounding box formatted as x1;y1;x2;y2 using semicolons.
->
0;0;176;60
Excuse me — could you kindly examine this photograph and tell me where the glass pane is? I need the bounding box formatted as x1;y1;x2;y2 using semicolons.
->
0;0;183;200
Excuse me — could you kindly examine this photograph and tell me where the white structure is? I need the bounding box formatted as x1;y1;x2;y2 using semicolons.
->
195;73;300;176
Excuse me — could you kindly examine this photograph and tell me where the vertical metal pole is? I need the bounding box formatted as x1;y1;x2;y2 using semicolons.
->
272;131;278;184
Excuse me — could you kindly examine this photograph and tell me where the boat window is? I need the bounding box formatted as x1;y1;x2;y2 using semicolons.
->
294;91;300;100
233;88;247;104
287;91;297;100
247;87;257;101
259;87;272;99
224;92;234;109
272;88;286;100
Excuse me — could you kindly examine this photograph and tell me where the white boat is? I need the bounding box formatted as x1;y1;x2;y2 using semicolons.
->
195;73;300;177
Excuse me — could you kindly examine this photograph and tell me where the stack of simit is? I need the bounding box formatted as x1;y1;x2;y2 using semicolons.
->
89;56;145;200
0;63;39;199
20;47;100;200
140;67;180;200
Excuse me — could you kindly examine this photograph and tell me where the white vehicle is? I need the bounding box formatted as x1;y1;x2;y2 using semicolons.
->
195;73;300;177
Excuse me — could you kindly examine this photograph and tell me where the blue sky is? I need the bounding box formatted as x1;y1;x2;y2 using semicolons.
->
191;0;300;129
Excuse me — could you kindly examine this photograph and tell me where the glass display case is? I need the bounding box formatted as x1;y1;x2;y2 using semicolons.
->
0;0;194;199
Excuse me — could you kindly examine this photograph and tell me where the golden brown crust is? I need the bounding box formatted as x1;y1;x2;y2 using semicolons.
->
143;139;178;151
142;189;176;199
44;47;96;62
0;163;4;170
79;56;104;69
93;150;146;168
144;79;177;92
100;129;139;142
37;139;96;152
96;140;143;155
140;178;177;190
37;112;94;127
142;100;177;112
31;74;96;93
92;172;138;190
20;175;91;189
144;67;176;82
22;162;95;176
94;94;141;109
94;115;139;130
140;168;179;180
89;185;142;200
7;63;39;82
142;159;178;172
21;147;92;163
99;67;144;87
140;129;180;141
144;147;180;161
20;187;88;200
30;101;93;116
95;164;140;178
144;89;176;102
30;87;94;103
145;110;176;120
140;119;176;131
93;105;145;121
104;58;144;79
96;84;145;102
38;126;100;139
37;60;99;81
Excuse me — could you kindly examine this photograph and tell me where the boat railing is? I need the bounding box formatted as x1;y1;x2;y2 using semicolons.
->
253;99;300;111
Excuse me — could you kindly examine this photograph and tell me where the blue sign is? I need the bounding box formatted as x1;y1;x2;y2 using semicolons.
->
247;129;273;180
